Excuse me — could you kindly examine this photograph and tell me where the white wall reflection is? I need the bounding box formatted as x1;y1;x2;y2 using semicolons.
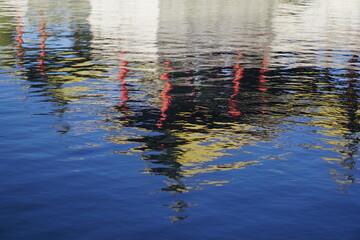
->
270;0;360;69
89;0;160;62
88;0;276;65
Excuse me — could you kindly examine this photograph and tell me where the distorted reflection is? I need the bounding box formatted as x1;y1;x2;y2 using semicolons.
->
14;15;25;67
7;0;112;134
1;0;359;224
7;0;357;191
36;14;47;76
101;0;359;194
164;200;197;223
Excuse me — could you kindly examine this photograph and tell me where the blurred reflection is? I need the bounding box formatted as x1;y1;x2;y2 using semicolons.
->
108;60;282;193
268;0;360;190
327;54;359;191
2;0;359;203
164;200;197;223
157;62;174;129
228;53;244;119
83;0;360;195
117;51;129;111
36;14;47;76
9;0;110;121
14;16;25;67
89;0;159;63
99;1;277;196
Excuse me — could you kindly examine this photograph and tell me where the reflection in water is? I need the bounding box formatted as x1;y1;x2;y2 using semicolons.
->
325;55;360;191
228;53;244;118
14;16;25;67
157;62;174;129
7;0;358;195
0;0;360;236
36;15;47;76
164;200;197;223
100;0;283;195
117;51;129;111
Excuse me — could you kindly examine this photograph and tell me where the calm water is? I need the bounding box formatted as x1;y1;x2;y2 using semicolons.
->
1;0;360;239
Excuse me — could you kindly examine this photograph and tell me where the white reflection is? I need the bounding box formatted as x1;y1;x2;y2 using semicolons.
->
89;0;160;62
271;0;360;68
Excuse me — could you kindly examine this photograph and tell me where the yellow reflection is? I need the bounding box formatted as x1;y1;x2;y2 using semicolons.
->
108;119;272;189
168;123;261;167
281;71;359;190
200;180;229;187
182;160;260;177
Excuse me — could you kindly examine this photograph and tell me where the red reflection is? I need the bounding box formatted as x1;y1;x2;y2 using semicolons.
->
15;16;25;67
36;19;47;76
157;62;174;129
228;53;244;119
160;61;174;80
258;58;268;90
117;51;129;112
164;61;175;70
160;73;170;80
258;57;269;114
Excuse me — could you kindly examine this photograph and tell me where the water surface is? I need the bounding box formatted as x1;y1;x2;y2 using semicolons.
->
0;0;360;239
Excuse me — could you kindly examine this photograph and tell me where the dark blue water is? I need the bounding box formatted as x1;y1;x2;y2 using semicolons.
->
1;0;360;239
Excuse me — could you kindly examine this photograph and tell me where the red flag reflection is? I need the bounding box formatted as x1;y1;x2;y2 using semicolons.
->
157;62;174;129
258;57;269;114
15;16;25;68
117;51;129;112
36;17;47;76
228;53;244;119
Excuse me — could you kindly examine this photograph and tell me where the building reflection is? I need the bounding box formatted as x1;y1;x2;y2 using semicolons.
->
3;0;360;215
101;0;280;195
228;53;244;119
269;0;360;190
84;0;360;196
14;16;25;68
117;51;129;111
36;15;47;76
7;0;111;135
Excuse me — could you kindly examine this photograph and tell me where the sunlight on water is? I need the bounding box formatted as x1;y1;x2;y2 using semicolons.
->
0;0;359;239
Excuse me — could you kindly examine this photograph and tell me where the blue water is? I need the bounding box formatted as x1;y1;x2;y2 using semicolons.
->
1;0;360;239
